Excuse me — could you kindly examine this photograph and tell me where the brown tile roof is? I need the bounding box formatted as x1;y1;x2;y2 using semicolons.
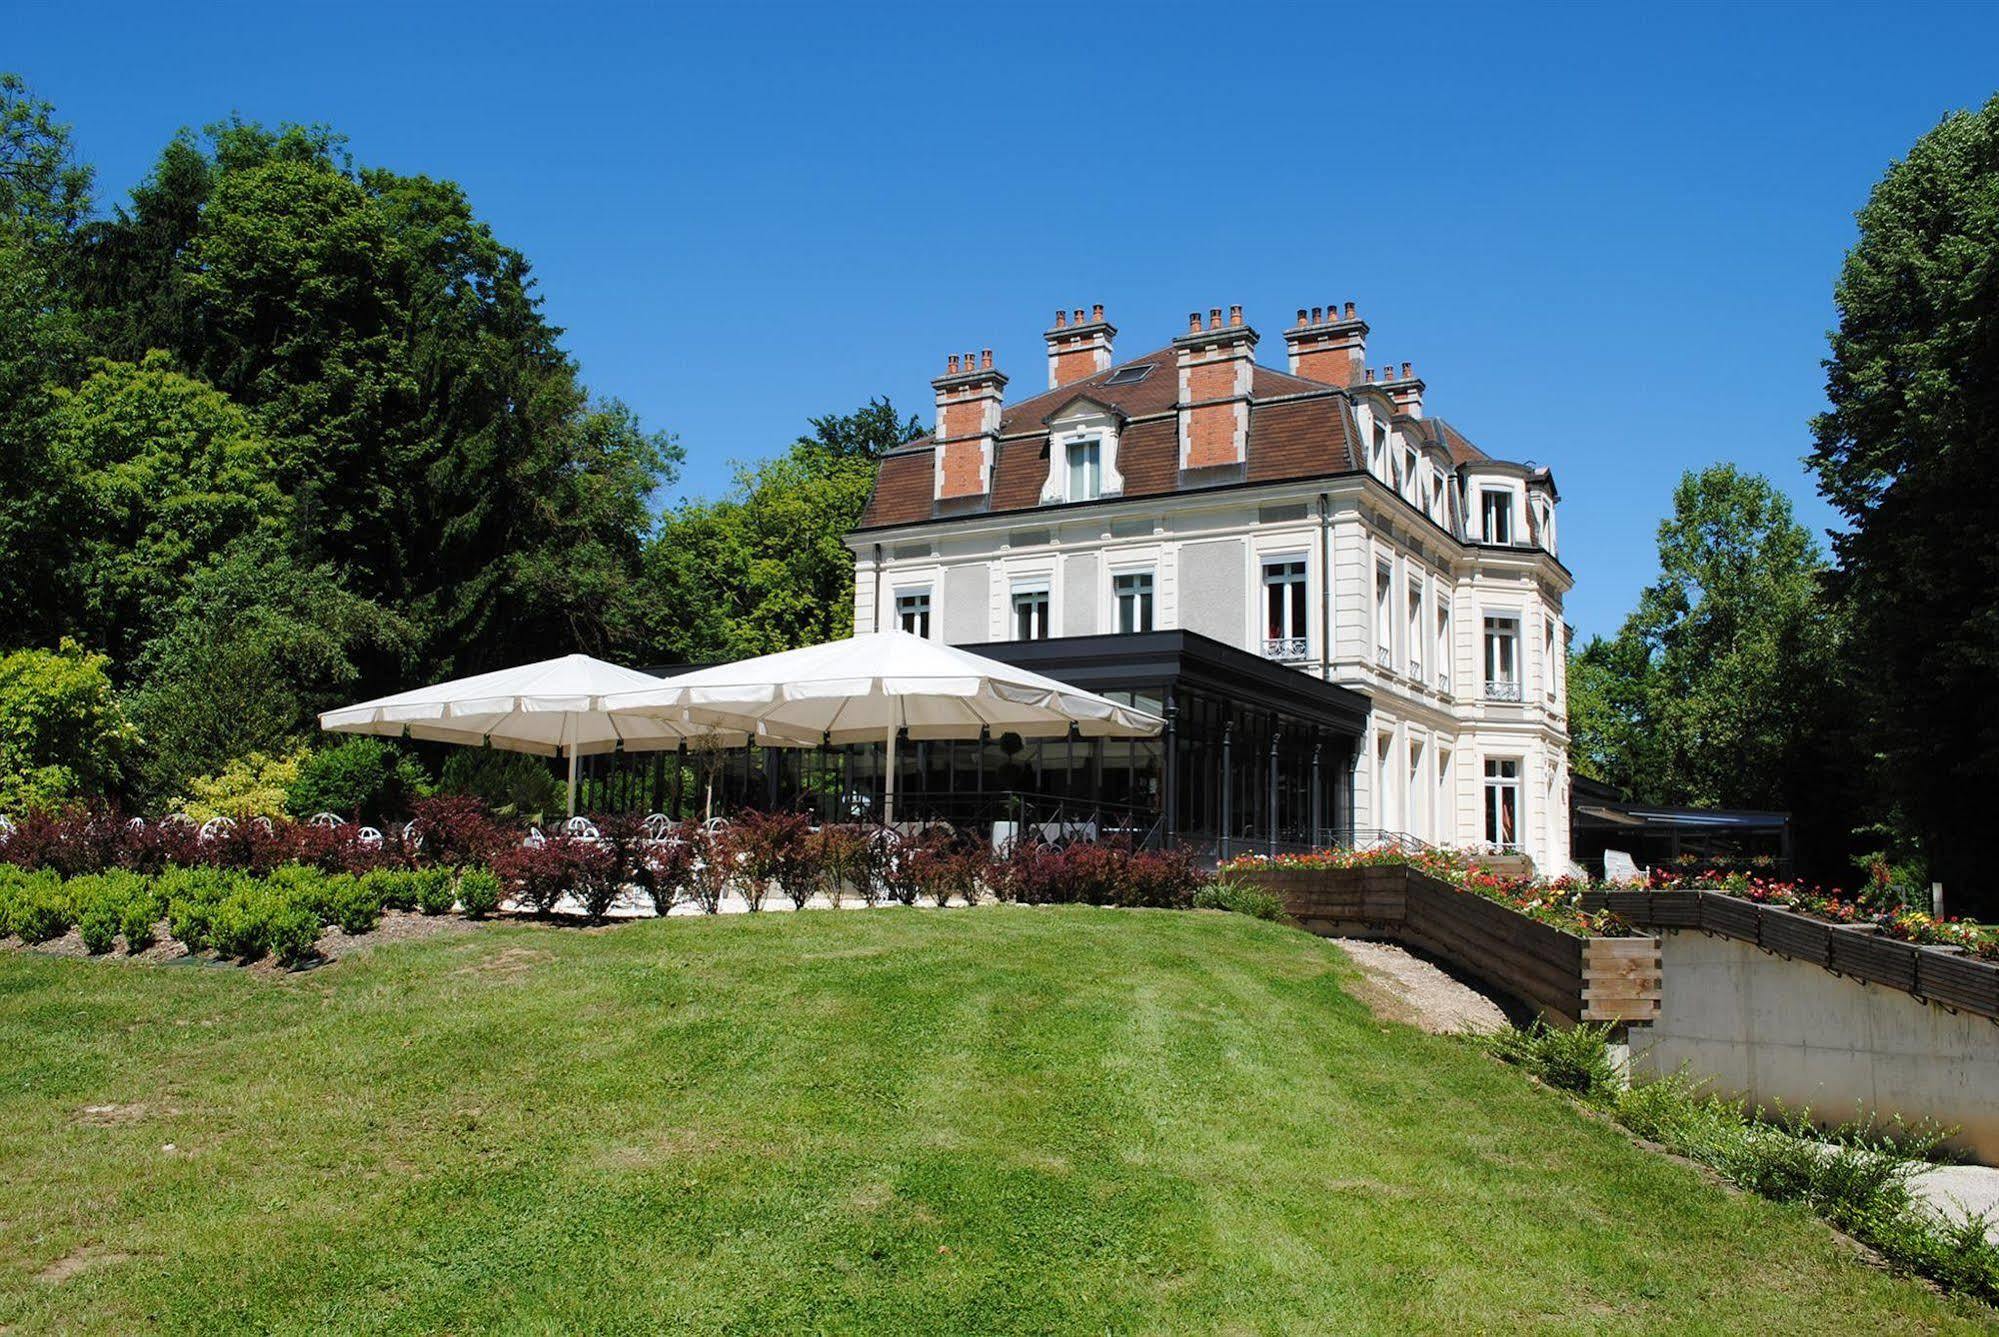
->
858;345;1421;529
1427;418;1489;467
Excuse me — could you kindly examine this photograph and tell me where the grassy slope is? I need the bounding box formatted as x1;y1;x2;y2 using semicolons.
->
0;907;1987;1334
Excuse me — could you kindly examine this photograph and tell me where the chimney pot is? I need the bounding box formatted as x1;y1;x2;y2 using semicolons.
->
1402;361;1412;379
1228;304;1243;327
1092;303;1104;321
1054;309;1067;328
1297;308;1308;327
1208;307;1222;330
1309;306;1322;325
981;348;993;371
1074;308;1085;325
1188;312;1202;333
1364;367;1375;383
947;354;960;374
1344;301;1356;320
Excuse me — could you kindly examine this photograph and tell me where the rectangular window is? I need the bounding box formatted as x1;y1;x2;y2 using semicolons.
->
1406;580;1424;679
1067;439;1102;502
1483;615;1520;699
1544;621;1557;700
1408;738;1425;840
1436;602;1452;694
1262;558;1307;661
895;590;931;638
1011;584;1049;641
1113;571;1154;634
1374;562;1393;667
1481;488;1513;544
1437;748;1453;841
1484;757;1521;848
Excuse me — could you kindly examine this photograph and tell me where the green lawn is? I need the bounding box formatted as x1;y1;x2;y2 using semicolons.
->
0;907;1987;1333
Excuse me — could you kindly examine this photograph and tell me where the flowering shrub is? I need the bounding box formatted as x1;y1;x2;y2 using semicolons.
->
1219;846;1627;937
905;827;988;907
727;810;814;912
805;823;873;909
1223;847;1998;953
405;796;509;869
992;840;1202;909
493;836;620;919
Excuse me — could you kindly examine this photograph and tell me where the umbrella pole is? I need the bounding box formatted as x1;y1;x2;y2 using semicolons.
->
883;722;897;830
566;747;580;818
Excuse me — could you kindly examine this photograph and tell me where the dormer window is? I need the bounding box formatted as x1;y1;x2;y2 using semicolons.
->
1040;400;1125;505
1067;438;1103;502
1370;420;1389;477
1481;488;1514;545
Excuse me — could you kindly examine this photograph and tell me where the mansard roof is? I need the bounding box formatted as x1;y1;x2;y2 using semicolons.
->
856;345;1506;531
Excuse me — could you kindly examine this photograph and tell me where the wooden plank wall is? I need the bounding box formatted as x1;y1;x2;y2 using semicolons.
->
1237;865;1660;1028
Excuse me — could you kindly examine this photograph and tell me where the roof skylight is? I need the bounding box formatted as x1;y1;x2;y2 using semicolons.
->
1102;363;1154;386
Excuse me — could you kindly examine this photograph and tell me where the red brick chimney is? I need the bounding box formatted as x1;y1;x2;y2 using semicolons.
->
1381;361;1425;418
1045;304;1116;389
1174;305;1258;471
1283;301;1368;386
931;348;1006;500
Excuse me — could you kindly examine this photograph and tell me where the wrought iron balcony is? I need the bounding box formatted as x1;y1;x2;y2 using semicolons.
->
1483;679;1524;702
1376;645;1392;668
1263;636;1309;663
1438;671;1452;696
1408;658;1423;682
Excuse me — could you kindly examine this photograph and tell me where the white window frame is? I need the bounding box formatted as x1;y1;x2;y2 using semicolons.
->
1260;554;1309;662
895;587;933;639
1483;613;1521;699
1481;487;1514;545
1011;581;1050;641
1041;405;1125;505
1112;568;1155;635
1406;576;1425;681
1374;560;1394;668
1483;757;1522;849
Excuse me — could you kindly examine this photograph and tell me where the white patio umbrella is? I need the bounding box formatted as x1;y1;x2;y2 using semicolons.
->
319;653;732;816
601;630;1163;824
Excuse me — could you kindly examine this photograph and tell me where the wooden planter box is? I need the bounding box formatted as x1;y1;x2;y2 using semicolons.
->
1915;948;1999;1016
1756;905;1833;966
1237;866;1658;1028
1829;927;1920;992
1644;891;1703;928
1699;894;1762;940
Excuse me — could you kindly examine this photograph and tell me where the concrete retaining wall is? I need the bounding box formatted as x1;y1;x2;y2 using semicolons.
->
1628;928;1999;1163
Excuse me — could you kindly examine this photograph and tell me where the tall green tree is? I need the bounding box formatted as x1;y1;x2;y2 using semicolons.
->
46;353;283;665
0;641;137;813
0;75;91;650
123;540;411;808
636;400;917;663
0;72;92;241
1567;465;1858;879
72;118;680;681
1809;94;1999;912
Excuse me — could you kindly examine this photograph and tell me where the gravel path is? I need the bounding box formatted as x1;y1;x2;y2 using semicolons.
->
1331;937;1510;1035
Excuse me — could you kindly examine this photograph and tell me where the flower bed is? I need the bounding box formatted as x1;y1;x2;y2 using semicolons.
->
0;799;1223;965
1639;867;1999;962
1218;847;1632;938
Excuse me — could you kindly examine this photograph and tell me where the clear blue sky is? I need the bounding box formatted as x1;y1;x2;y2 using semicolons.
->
11;0;1999;638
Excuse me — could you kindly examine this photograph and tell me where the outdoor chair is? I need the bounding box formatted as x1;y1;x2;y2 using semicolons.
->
642;812;673;841
523;827;547;848
308;812;346;828
356;826;384;849
198;816;235;842
563;816;601;840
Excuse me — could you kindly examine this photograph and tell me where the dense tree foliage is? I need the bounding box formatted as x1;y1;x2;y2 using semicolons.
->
0;642;137;812
0;74;907;816
1809;94;1999;910
1567;466;1862;882
636;400;917;663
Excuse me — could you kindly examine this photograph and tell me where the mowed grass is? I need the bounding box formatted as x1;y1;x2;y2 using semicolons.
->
0;907;1988;1334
